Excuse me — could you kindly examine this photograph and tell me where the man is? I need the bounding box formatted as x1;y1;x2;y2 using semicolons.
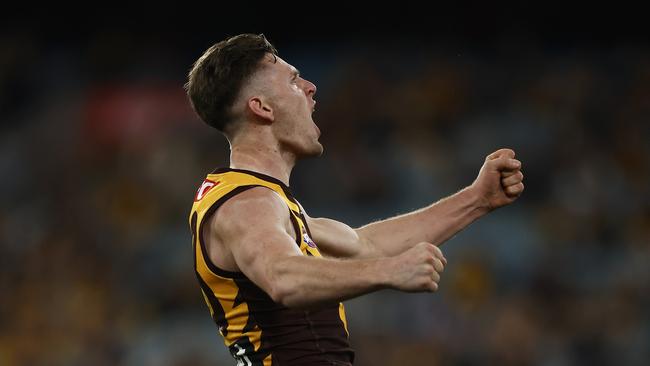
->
185;34;524;366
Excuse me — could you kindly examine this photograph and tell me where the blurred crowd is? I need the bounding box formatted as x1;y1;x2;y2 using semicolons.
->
1;28;649;365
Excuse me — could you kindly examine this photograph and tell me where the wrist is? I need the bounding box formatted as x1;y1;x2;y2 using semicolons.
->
463;184;492;216
370;257;394;289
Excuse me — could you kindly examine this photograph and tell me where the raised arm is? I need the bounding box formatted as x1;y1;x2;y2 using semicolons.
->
208;187;447;309
308;149;524;259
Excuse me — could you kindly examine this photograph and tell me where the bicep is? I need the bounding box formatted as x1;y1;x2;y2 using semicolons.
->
211;188;302;294
308;217;377;259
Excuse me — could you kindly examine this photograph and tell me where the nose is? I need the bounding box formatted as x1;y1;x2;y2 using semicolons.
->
302;79;317;98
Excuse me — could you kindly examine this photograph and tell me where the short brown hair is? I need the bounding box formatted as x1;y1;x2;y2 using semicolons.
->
185;34;278;132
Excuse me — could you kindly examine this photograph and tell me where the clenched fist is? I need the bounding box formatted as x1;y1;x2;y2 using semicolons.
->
471;148;524;211
388;242;447;293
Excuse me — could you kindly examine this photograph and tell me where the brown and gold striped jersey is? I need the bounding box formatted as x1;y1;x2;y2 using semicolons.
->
189;167;354;365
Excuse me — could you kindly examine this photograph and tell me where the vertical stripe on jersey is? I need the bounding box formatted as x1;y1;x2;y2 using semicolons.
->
193;193;265;352
195;229;264;349
192;212;228;335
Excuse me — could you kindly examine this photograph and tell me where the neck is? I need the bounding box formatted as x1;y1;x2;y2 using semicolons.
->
229;140;296;186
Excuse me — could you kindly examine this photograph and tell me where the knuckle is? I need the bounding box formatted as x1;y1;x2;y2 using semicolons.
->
436;260;445;272
433;246;443;258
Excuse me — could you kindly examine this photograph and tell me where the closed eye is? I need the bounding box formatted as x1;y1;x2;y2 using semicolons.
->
291;69;300;83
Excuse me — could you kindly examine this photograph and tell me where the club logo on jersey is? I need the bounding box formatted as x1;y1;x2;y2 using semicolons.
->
195;179;219;201
303;231;317;248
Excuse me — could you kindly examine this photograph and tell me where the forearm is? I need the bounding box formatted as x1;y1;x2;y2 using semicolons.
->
270;255;389;308
356;186;489;256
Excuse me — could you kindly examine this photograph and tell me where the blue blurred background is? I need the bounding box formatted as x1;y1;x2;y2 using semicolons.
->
1;10;649;366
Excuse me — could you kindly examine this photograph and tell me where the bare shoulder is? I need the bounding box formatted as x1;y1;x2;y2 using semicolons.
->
210;186;292;240
199;185;303;277
203;186;302;282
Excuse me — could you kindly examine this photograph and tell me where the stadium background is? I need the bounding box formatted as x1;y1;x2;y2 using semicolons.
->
1;10;649;365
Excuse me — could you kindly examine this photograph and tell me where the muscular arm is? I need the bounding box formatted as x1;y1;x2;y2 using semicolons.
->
309;149;525;259
208;187;445;309
355;186;486;257
307;188;483;259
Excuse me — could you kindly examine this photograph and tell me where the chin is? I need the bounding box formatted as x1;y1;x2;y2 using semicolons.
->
297;141;324;158
305;144;324;158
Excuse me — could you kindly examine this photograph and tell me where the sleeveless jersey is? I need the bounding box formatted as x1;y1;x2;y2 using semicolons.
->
189;167;354;365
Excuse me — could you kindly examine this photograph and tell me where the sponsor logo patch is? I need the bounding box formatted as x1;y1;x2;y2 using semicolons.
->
303;231;317;248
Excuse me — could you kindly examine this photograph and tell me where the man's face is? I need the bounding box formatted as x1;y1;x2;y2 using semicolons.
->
257;54;323;157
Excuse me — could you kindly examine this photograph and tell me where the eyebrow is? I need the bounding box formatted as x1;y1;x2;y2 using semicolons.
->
291;68;301;78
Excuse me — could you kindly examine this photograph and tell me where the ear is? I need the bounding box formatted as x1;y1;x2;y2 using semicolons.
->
248;97;274;123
